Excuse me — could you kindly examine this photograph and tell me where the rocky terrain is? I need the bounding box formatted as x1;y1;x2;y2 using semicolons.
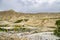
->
0;10;60;32
0;10;60;40
0;32;59;40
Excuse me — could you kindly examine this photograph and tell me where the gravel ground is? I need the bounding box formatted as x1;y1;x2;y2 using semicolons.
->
0;32;60;40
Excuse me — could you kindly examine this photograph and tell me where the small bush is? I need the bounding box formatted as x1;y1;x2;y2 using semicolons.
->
14;19;23;23
54;20;60;37
0;24;8;27
0;28;7;32
24;19;28;22
14;19;28;23
55;20;60;25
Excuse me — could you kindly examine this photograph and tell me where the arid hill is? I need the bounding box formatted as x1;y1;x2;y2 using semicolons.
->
0;10;60;32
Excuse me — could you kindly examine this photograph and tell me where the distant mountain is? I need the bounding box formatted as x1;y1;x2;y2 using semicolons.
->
0;10;60;21
0;10;24;21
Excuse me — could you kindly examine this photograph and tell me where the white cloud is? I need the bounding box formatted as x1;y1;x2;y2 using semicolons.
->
0;0;60;13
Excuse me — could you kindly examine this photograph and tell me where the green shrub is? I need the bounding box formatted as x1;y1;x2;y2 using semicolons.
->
54;20;60;37
14;19;23;23
14;19;28;23
14;25;21;27
0;28;7;32
24;19;28;21
55;20;60;25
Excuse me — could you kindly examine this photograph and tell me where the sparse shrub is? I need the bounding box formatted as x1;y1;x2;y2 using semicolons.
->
14;25;21;31
0;28;7;32
54;20;60;37
20;28;26;32
14;19;28;23
14;25;21;27
19;28;31;32
24;19;28;22
14;19;23;23
0;24;8;27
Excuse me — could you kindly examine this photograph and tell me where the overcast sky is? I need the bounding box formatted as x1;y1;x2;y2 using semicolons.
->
0;0;60;13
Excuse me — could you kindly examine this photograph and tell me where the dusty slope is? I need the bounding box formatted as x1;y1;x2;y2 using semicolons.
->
0;10;60;31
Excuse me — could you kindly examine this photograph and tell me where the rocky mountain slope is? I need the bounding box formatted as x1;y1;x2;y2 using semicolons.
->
0;10;60;32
